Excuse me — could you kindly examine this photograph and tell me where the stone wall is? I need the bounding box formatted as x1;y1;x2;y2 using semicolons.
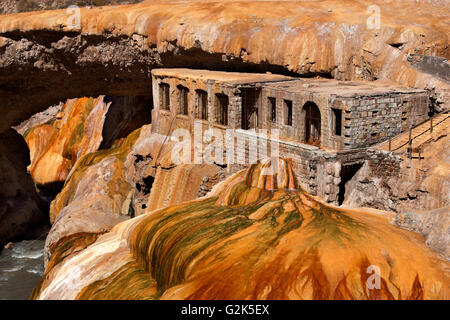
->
365;150;402;179
150;71;429;206
231;129;342;204
343;150;406;211
331;92;429;149
260;86;331;148
151;73;238;136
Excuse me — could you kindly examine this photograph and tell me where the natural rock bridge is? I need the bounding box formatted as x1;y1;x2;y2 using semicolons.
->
0;0;449;133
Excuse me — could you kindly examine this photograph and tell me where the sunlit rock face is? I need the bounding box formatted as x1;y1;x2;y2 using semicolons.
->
0;0;143;15
394;207;450;261
33;158;450;300
23;95;151;187
43;126;143;265
44;124;222;266
24;96;110;186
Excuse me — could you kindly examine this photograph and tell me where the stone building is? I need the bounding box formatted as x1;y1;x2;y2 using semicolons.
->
151;68;429;205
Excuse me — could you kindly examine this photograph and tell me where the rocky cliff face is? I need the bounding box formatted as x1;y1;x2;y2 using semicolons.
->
0;0;143;15
0;129;48;250
25;96;110;186
343;131;449;209
0;0;449;133
394;207;449;261
32;158;450;300
22;95;150;187
43;124;224;265
0;94;151;249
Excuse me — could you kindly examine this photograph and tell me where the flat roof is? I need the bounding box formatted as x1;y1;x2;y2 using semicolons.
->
152;69;426;96
265;79;426;96
152;68;293;85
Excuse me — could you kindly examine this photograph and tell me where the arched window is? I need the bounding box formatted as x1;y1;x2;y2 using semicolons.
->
215;94;228;126
196;90;208;120
303;102;321;146
159;83;170;110
177;85;189;115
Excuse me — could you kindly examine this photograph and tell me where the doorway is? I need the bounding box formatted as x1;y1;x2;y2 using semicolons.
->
241;88;261;130
303;102;321;146
338;162;363;205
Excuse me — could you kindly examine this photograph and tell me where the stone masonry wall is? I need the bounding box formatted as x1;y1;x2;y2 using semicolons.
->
232;130;342;204
365;150;402;179
151;74;238;136
331;92;429;150
260;86;331;148
150;72;427;206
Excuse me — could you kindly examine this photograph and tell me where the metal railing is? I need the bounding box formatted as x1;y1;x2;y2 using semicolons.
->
385;111;450;159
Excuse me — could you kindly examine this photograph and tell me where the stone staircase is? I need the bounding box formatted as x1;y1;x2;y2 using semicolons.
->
375;112;450;154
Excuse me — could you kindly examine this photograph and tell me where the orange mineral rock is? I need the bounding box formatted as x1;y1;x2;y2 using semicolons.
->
24;96;110;186
34;158;450;300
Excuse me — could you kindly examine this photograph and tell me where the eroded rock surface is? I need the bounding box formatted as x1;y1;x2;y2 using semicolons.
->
13;103;63;136
25;96;110;186
32;158;450;300
0;1;143;15
44;124;224;265
23;95;151;186
344;130;449;212
394;207;449;261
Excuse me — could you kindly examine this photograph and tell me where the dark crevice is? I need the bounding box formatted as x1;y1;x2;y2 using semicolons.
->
338;162;363;205
214;162;228;169
1;30;80;48
389;43;405;50
160;46;333;79
36;181;65;203
99;95;153;150
134;154;153;164
135;176;154;195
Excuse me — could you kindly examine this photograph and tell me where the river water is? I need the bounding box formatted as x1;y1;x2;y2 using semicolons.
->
0;240;45;300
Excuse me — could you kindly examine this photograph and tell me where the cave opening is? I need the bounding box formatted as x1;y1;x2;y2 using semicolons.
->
338;162;363;205
36;181;65;203
100;95;153;150
136;175;155;196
